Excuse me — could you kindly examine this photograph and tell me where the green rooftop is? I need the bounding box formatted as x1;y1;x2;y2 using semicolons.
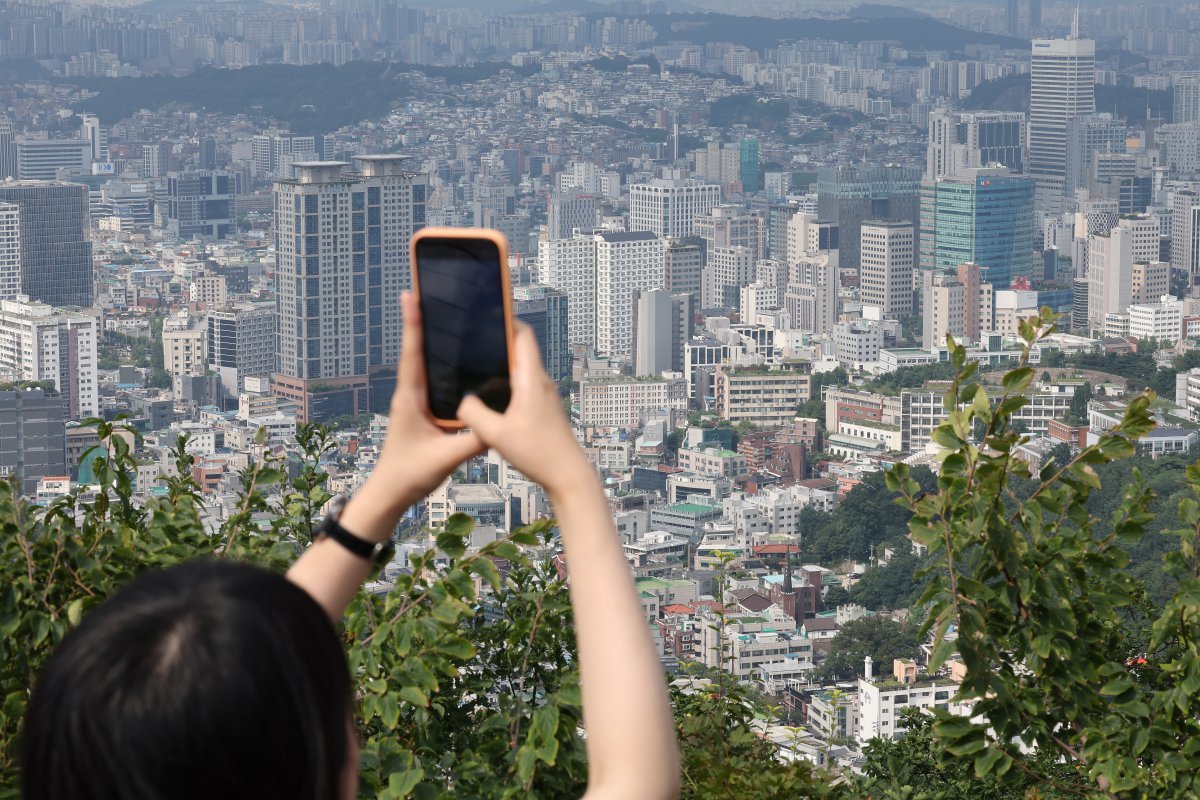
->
667;503;721;515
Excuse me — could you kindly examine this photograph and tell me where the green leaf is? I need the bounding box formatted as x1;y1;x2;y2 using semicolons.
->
435;532;466;559
66;598;83;627
1002;367;1034;395
444;513;475;537
398;685;428;707
384;768;424;799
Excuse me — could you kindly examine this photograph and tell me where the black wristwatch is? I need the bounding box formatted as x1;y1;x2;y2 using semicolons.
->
314;495;396;568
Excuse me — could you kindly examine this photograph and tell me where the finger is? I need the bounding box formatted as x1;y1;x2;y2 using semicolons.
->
510;322;549;390
436;429;487;469
397;291;428;407
457;394;505;439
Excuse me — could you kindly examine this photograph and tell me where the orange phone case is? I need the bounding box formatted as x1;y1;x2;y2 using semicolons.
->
409;227;516;430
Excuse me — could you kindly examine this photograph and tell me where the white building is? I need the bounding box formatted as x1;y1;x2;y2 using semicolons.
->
1029;35;1096;214
785;252;839;335
859;220;915;317
703;245;754;309
1128;296;1183;343
579;374;688;428
0;203;18;300
628;178;721;239
595;231;664;361
538;234;597;347
833;320;883;368
857;656;960;746
0;297;97;419
1087;223;1134;334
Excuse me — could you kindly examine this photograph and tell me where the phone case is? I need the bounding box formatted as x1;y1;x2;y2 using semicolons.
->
409;227;516;430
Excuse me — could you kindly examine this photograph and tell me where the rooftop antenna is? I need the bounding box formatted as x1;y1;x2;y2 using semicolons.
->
1070;4;1081;40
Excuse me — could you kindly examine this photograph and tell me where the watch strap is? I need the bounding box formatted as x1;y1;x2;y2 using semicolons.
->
317;497;396;567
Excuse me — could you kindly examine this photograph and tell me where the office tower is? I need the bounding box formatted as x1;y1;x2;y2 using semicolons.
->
546;191;597;240
16;139;91;180
486;211;531;256
1174;74;1200;125
1088;224;1135;333
142;141;170;179
860;220;915;317
1071;276;1089;331
162;316;207;394
1064;114;1126;201
1154;123;1200;175
633;288;692;377
0;115;14;181
786;212;840;264
252;133;318;179
1029;0;1041;32
0;388;66;497
703;245;754;309
559;161;620;200
538;234;597;347
785;252;839;334
0;204;18;300
0;181;93;307
595;231;664;362
272;156;427;423
629;178;721;238
665;238;703;296
767;203;800;259
1029;35;1096;214
692;141;742;186
1173;190;1200;295
1132;261;1171;304
0;298;98;419
207;301;277;402
79;114;107;162
198;137;217;170
513;285;570;382
694;205;766;263
1007;0;1019;36
817;164;921;269
740;136;761;193
923;263;994;347
919;166;1035;287
163;171;239;240
926;109;1026;179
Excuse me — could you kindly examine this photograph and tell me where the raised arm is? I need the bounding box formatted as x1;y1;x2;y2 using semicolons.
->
286;292;484;619
458;329;681;800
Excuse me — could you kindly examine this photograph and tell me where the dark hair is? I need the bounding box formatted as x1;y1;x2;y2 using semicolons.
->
21;559;351;800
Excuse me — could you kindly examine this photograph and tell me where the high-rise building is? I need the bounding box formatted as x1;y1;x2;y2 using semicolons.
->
1171;190;1200;295
0;297;98;420
142;141;171;179
79;114;107;163
785;252;839;334
633;288;693;377
739;137;761;193
0;204;19;301
786;213;840;264
163;171;239;240
817;164;921;269
1007;0;1020;36
629;178;721;238
1088;223;1135;334
694;205;766;263
208;302;277;403
1029;35;1096;214
16;139;91;180
0;181;94;307
538;234;597;347
665;238;703;297
252;133;318;179
922;263;994;347
1029;0;1042;32
513;285;570;382
0;115;15;181
0;388;67;497
595;231;664;362
271;157;427;423
703;245;755;309
860;220;915;317
1064;114;1126;202
546;190;597;240
926;109;1026;179
1174;74;1200;125
919;166;1035;287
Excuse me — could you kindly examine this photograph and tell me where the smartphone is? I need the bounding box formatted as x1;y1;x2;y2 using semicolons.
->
410;227;515;429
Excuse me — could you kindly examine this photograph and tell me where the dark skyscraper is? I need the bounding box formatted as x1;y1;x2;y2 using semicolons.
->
0;387;67;496
0;115;15;182
1007;0;1020;36
164;171;239;240
0;181;94;307
1029;0;1042;33
817;164;921;270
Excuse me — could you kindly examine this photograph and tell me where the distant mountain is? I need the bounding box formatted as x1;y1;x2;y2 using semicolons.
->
629;13;1025;54
847;4;929;20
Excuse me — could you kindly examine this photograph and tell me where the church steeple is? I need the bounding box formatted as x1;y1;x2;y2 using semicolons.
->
782;546;793;593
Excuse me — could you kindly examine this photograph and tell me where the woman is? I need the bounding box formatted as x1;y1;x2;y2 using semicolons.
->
20;292;680;800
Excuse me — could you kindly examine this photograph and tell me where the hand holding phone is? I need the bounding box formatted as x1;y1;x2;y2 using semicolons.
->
411;228;515;428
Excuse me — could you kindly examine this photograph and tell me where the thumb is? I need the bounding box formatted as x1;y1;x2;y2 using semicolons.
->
456;394;504;440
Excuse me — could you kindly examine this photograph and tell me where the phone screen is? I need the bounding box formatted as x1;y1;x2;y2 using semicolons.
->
414;237;511;420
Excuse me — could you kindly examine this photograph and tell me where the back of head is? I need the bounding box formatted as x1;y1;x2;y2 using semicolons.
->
21;559;350;800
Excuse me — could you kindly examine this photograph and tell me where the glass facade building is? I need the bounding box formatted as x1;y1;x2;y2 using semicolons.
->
0;181;94;307
817;164;921;270
919;167;1035;288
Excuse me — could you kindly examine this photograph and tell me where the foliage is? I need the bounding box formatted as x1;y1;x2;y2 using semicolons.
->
1066;380;1093;425
0;418;593;798
708;95;792;134
886;309;1200;797
863;362;956;395
0;381;57;393
849;547;927;612
814;616;923;682
859;709;1077;800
